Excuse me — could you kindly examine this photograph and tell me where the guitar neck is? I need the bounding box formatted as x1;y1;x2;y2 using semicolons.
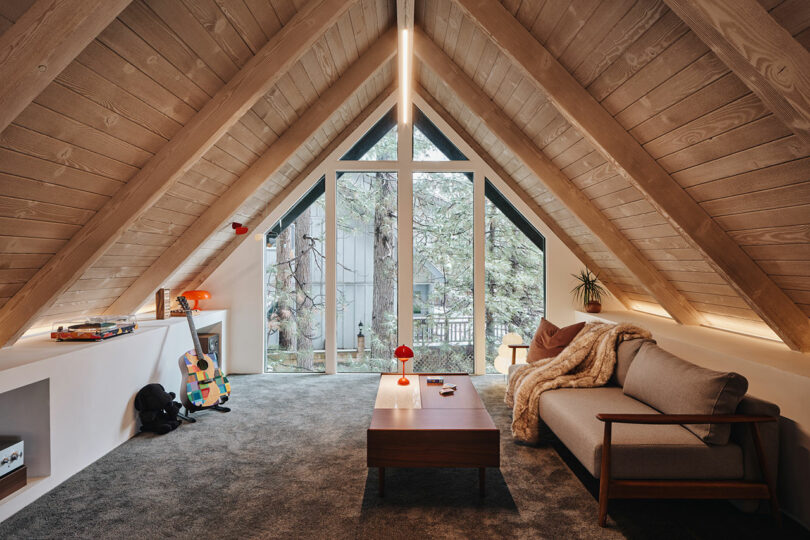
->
184;309;206;359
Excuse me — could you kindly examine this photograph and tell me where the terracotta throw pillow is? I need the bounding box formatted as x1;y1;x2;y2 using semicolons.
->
526;318;586;363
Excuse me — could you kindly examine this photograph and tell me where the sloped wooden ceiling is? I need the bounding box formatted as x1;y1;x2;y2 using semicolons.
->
415;0;810;346
0;0;808;351
0;0;393;336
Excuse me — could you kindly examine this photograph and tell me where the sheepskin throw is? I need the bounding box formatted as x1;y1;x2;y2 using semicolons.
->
506;322;652;444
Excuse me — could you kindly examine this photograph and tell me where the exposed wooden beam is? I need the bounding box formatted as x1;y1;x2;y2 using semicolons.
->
664;0;810;149
414;28;703;326
184;85;397;295
0;0;131;133
453;0;810;352
415;84;631;310
106;31;397;314
0;0;356;347
396;0;414;31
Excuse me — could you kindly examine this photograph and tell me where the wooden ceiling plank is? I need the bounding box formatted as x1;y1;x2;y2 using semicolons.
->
414;29;699;324
415;83;631;309
454;0;810;351
0;0;132;133
664;0;810;148
105;29;396;315
185;85;396;295
0;0;357;347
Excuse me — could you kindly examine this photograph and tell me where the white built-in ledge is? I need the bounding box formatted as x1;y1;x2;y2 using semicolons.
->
0;310;227;523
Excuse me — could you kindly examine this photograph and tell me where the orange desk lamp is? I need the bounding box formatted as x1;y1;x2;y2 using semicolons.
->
395;344;414;386
180;290;211;310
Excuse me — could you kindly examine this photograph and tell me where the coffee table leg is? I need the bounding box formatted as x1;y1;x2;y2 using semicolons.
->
379;467;385;497
479;467;486;497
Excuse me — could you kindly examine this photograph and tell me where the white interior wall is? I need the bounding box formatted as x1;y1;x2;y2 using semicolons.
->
0;311;227;523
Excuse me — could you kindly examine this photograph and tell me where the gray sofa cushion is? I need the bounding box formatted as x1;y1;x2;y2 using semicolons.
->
538;387;744;479
612;337;656;387
623;342;748;445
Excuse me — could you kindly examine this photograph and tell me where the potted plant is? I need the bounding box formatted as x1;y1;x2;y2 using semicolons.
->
571;269;607;313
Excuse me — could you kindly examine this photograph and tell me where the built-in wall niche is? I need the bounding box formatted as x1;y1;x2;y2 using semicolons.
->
0;379;50;478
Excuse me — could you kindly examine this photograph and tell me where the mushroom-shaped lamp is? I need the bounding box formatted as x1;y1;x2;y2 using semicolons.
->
181;290;211;310
394;344;414;386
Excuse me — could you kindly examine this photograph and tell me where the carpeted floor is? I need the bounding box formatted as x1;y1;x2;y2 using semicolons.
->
0;374;803;539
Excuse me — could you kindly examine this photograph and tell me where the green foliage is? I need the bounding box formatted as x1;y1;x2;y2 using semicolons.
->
570;269;607;307
265;119;547;373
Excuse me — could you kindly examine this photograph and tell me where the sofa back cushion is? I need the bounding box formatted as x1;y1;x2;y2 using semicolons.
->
623;342;748;445
612;338;656;387
526;318;585;363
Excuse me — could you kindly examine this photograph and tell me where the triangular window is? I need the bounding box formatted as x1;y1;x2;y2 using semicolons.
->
413;106;467;161
340;108;397;161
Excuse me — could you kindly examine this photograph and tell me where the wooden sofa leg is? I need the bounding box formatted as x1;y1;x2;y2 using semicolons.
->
598;421;612;527
751;423;781;526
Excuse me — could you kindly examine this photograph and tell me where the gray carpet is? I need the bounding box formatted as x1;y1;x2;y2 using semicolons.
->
0;374;802;539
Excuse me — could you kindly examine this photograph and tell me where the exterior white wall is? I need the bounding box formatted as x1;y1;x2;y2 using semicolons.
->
578;310;810;530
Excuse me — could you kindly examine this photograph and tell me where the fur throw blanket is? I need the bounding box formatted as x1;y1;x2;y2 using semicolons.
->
506;322;651;444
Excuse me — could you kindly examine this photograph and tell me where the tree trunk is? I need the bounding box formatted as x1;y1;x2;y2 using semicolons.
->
275;226;294;350
295;208;314;370
371;172;397;363
485;216;495;341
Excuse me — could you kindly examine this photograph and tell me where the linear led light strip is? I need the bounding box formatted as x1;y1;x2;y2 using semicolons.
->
399;28;411;125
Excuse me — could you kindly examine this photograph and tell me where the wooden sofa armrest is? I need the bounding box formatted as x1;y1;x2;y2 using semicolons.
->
596;413;777;424
595;412;780;527
507;344;530;365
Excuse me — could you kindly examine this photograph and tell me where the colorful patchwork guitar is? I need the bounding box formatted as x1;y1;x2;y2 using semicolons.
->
177;296;230;409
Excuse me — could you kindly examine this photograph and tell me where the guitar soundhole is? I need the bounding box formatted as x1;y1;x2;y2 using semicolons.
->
197;358;209;370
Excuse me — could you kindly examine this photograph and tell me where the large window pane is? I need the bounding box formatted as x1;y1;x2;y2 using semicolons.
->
412;172;474;373
336;172;398;372
412;107;467;161
265;187;326;372
484;181;545;373
340;108;397;161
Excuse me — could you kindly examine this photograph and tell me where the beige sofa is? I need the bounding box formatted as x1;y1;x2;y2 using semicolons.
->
508;338;781;526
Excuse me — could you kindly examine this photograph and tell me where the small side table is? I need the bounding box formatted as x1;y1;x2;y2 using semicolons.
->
508;344;530;365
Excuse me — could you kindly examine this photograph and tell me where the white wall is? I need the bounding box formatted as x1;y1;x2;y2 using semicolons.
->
0;310;227;523
578;310;810;530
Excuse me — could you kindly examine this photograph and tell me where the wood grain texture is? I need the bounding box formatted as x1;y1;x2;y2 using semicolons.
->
105;30;396;314
664;0;810;148
185;83;397;294
453;0;810;352
415;83;631;309
0;0;357;346
415;28;698;324
0;0;132;133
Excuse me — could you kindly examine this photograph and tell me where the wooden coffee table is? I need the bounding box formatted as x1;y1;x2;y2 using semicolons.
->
367;373;500;497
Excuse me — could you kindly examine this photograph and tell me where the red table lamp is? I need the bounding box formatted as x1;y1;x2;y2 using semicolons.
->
394;344;414;386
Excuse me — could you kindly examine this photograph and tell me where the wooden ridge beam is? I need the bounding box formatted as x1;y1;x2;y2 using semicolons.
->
396;0;414;31
415;84;631;309
0;0;132;133
414;28;702;325
664;0;810;149
183;84;397;295
106;30;397;314
0;0;356;346
452;0;810;352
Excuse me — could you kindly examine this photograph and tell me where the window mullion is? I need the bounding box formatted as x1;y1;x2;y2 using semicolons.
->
397;120;414;368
